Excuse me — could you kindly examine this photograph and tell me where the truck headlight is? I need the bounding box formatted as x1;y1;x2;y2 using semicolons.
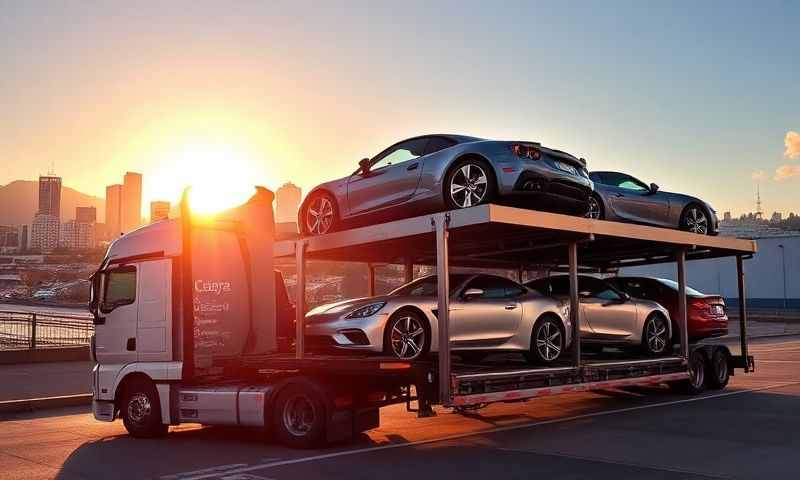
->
345;302;386;319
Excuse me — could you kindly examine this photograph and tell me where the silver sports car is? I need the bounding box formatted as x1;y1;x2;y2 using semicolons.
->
300;134;594;236
304;274;572;364
587;171;719;235
526;275;673;355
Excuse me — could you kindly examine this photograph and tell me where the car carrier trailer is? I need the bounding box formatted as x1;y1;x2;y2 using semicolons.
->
90;188;756;449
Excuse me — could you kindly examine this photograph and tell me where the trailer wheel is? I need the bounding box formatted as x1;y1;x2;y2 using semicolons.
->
671;350;707;395
120;378;168;438
706;349;730;390
273;383;326;449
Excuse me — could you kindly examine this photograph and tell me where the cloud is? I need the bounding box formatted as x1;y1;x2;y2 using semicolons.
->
786;131;800;159
751;170;767;181
775;164;800;181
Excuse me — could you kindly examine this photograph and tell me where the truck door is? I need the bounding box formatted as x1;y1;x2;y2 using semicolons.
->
136;259;172;362
94;264;139;365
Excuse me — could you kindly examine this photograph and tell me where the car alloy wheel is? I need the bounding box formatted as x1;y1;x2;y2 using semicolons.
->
536;318;563;361
306;196;334;235
645;315;668;354
684;207;708;234
586;196;602;219
449;163;488;208
389;315;426;359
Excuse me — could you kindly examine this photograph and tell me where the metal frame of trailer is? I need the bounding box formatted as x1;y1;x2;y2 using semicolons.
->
274;204;757;410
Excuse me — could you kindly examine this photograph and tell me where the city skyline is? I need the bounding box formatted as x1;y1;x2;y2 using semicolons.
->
1;2;798;216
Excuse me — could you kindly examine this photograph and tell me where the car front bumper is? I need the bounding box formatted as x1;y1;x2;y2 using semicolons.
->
305;313;389;353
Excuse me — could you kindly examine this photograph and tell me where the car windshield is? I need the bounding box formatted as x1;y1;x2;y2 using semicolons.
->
390;274;471;297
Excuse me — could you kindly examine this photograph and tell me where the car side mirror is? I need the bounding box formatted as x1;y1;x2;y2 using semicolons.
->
620;292;631;302
649;183;659;194
463;288;484;300
358;158;371;174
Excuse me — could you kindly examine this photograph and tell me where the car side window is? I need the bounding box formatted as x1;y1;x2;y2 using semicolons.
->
423;137;456;156
102;265;136;311
371;138;429;171
464;275;524;299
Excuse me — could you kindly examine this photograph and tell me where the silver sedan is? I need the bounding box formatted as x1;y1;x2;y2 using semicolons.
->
304;274;572;363
526;275;673;355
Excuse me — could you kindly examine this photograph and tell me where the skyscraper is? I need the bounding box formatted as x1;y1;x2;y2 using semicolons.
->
150;201;170;223
122;172;143;233
38;175;62;219
31;213;59;252
106;184;123;238
276;182;302;223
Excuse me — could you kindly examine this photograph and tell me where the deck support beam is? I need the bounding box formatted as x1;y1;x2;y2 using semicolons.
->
404;257;414;284
737;255;751;371
434;214;451;404
367;263;376;297
568;242;580;368
295;240;307;359
676;248;689;359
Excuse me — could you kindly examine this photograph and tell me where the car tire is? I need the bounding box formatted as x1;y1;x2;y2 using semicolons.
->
383;310;430;360
586;194;604;220
273;383;326;449
302;191;338;236
121;378;168;438
679;204;711;235
706;349;730;390
641;313;670;356
444;158;496;210
524;315;565;365
671;350;707;395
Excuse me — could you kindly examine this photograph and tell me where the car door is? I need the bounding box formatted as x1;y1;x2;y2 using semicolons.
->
450;275;523;347
93;264;139;365
579;277;638;340
544;276;594;337
346;137;429;215
602;173;669;225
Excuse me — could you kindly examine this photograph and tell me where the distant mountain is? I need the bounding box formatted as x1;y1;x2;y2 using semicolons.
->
0;180;105;226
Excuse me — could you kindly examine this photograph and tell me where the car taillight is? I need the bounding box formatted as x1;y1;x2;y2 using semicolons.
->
511;143;541;160
690;299;709;311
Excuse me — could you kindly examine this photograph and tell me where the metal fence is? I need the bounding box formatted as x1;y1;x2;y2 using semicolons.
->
0;311;93;350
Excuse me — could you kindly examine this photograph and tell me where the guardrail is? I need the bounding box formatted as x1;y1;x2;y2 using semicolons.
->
0;311;93;350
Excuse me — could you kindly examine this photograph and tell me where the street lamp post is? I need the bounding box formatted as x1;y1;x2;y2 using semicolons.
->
778;244;787;310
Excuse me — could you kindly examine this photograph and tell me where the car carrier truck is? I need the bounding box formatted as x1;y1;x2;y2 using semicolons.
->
90;186;756;448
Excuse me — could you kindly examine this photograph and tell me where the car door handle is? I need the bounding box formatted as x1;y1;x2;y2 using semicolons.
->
504;304;518;310
406;162;419;171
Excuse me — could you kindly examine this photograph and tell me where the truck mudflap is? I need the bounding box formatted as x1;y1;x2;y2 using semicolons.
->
326;407;380;443
92;399;116;422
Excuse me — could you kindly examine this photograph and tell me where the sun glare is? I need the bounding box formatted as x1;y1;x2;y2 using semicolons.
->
149;141;264;215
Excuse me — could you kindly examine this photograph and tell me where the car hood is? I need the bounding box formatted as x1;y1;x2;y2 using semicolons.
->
306;295;391;317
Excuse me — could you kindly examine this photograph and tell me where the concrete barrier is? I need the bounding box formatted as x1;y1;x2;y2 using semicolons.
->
0;393;92;414
0;346;90;365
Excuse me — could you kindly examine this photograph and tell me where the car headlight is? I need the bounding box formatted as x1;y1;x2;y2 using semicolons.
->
345;302;386;319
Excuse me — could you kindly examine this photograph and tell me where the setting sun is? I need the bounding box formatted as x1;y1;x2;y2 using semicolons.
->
147;141;266;215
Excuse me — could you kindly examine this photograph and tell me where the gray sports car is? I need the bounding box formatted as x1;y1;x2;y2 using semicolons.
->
304;274;572;364
587;171;719;235
300;134;593;235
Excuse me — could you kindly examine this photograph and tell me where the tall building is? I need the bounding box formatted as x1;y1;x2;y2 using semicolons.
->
31;212;60;252
771;212;783;222
38;175;62;219
122;172;143;233
19;225;29;251
723;211;732;222
106;184;123;238
76;206;97;223
149;201;170;223
60;220;95;250
276;182;302;223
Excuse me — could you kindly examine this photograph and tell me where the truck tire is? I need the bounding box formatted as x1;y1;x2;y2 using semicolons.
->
671;350;707;395
120;378;168;438
706;349;730;390
273;383;326;449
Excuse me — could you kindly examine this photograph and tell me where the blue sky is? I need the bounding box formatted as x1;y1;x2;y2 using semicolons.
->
1;1;798;215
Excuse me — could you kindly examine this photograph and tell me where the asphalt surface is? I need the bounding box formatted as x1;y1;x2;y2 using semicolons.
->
1;336;799;480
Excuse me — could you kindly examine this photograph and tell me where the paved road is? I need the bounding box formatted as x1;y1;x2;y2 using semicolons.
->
1;336;799;480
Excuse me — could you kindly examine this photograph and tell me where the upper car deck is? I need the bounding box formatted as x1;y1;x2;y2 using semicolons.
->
274;204;756;270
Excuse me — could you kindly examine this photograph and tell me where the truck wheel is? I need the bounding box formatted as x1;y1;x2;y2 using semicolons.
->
120;378;168;438
273;383;326;449
671;350;707;395
706;349;730;390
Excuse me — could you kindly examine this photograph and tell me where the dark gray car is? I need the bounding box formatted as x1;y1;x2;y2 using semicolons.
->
587;171;719;235
299;134;593;236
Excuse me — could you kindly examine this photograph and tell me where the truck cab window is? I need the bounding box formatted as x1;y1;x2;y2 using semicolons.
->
102;266;137;312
